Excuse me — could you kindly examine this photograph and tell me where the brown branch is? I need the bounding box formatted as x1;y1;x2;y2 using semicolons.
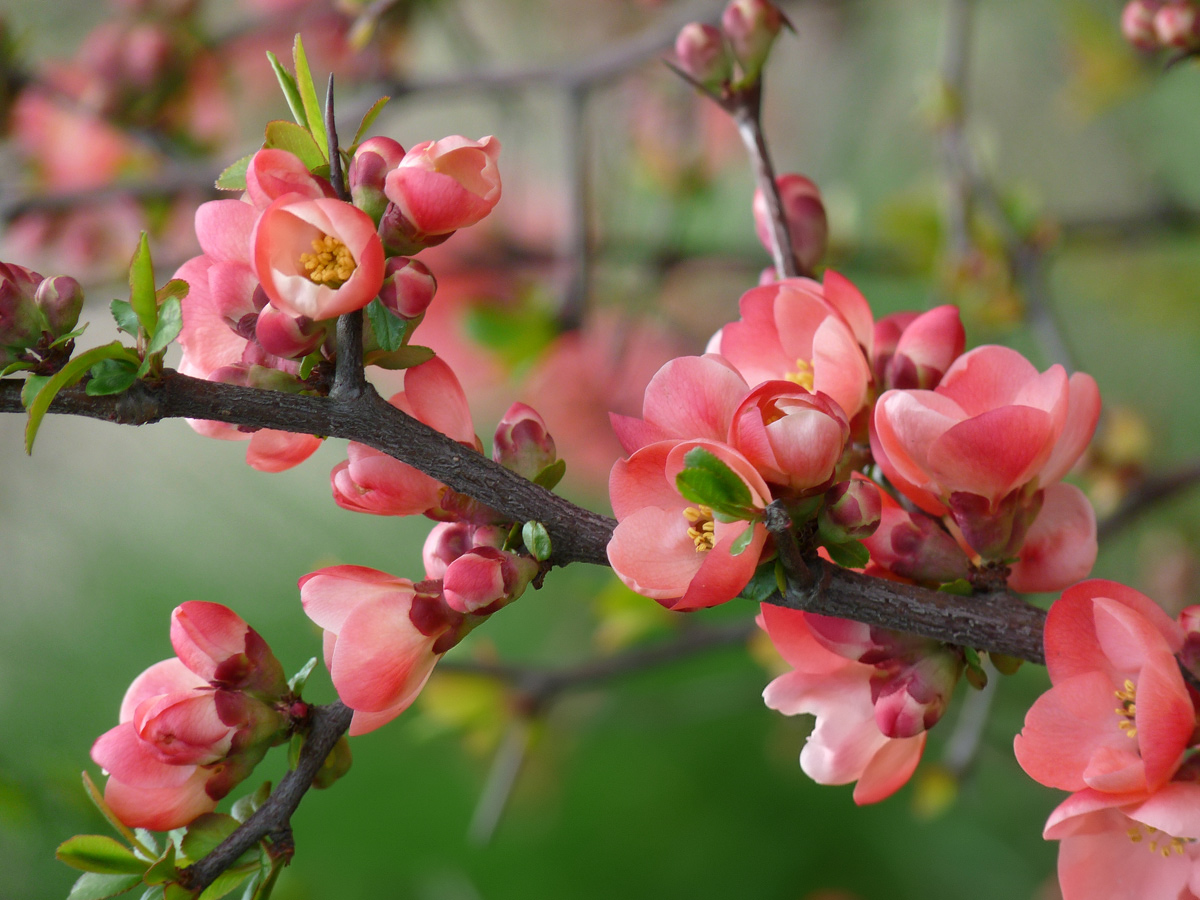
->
177;700;353;894
1097;459;1200;541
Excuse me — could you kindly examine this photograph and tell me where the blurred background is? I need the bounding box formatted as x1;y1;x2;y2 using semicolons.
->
4;0;1200;897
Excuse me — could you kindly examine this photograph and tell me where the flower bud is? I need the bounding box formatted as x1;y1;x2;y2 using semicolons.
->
0;262;45;360
170;602;288;698
34;274;83;338
254;305;328;360
1123;0;1165;49
948;484;1043;562
350;136;405;224
753;174;828;275
819;479;882;544
492;402;557;480
423;521;475;580
378;256;437;319
383;135;502;241
871;649;964;738
722;0;784;80
1155;1;1200;48
442;547;539;615
675;22;732;88
872;305;965;391
378;202;451;257
862;501;971;586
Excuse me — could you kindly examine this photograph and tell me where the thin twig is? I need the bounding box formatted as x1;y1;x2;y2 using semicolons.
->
763;500;813;589
1097;459;1200;541
467;718;534;846
941;659;997;777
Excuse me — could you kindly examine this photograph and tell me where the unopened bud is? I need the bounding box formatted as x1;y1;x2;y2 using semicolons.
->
722;0;784;81
255;305;327;359
1155;1;1200;48
34;275;83;338
423;521;475;580
861;499;971;586
350;136;405;224
872;305;965;391
753;174;828;275
871;648;963;738
818;479;881;544
675;22;732;88
1123;0;1165;49
442;547;539;615
378;202;451;257
0;262;45;360
170;602;288;698
493;402;557;480
378;256;437;319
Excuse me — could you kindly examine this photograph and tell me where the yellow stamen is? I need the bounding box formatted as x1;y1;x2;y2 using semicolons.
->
1126;822;1196;856
683;505;716;553
1115;678;1139;739
300;234;357;288
785;358;815;391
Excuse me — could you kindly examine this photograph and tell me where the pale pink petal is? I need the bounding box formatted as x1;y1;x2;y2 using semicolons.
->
1040;373;1102;484
195;199;257;265
608;506;704;600
329;596;438;712
299;566;414;633
925;405;1055;502
246;430;322;473
103;764;215;831
820;270;875;354
810;317;872;418
609;412;669;455
119;659;207;724
639;355;748;444
609;441;686;519
852;732;924;805
759;603;849;674
170;601;248;680
937;345;1040;414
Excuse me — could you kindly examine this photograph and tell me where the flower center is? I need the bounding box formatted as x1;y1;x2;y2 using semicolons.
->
683;505;716;552
785;358;815;391
301;234;357;288
1127;822;1195;858
1114;678;1138;739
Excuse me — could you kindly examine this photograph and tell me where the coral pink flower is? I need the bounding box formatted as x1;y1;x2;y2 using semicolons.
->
712;272;874;421
170;601;287;696
1007;483;1098;594
299;566;465;736
442;547;539;615
608;439;770;610
753;174;828;275
331;357;483;518
1014;580;1192;795
252;193;385;319
760;604;925;804
1044;785;1200;900
872;305;965;391
384;135;501;239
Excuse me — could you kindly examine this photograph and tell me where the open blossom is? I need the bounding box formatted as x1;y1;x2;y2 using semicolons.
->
300;566;468;736
710;272;874;422
383;135;501;241
760;604;925;804
608;439;769;610
1014;580;1192;795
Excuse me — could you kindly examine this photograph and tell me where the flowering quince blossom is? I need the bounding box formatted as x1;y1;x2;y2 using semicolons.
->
383;135;502;242
872;344;1101;580
299;566;470;736
608;438;770;610
1014;580;1192;795
91;603;290;830
760;604;925;804
871;305;966;392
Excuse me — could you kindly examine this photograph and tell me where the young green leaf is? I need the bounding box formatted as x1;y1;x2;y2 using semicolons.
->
291;35;328;160
180;813;246;863
216;153;255;192
675;446;757;521
0;360;35;377
822;539;870;570
366;297;407;352
142;843;177;886
230;781;272;825
50;323;88;348
146;297;183;357
729;522;756;556
265;51;307;129
155;279;190;305
351;96;390;148
26;343;136;453
263;120;325;171
57;836;148;875
198;867;258;900
938;578;973;596
288;656;318;693
79;773;150;856
298;350;323;380
738;559;782;603
86;358;138;396
111;299;139;336
21;374;49;408
66;872;143;900
532;458;566;491
128;233;157;337
367;344;435;370
522;520;553;561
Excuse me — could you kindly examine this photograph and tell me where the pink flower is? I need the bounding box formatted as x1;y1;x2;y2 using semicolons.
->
760;604;925;804
383;135;502;239
492;402;557;480
608;439;770;610
299;566;466;736
442;547;539;615
712;272;874;422
753;174;828;275
1014;580;1192;795
872;305;965;391
1044;785;1200;900
1007;482;1098;594
252;193;385;319
170;601;287;696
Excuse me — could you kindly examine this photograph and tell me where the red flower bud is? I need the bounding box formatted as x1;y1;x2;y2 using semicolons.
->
492;402;557;480
1122;0;1165;49
675;22;732;88
378;256;437;319
753;174;828;275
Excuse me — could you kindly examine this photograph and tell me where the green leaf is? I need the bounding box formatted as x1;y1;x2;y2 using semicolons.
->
291;36;328;160
532;458;566;490
50;323;88;348
263;120;325;171
938;578;973;596
146;297;183;357
128;233;157;338
288;658;318;694
66;872;143;900
287;733;303;771
57;836;148;875
265;51;307;129
823;539;870;570
86;358;138;396
180;813;242;863
0;360;35;377
142;843;176;886
199;867;257;900
366;297;407;352
111;300;139;336
675;447;756;522
522;521;552;561
729;523;756;557
216;154;255;191
26;343;135;453
236;871;262;900
988;652;1023;676
21;374;49;408
132;831;158;860
738;559;782;603
366;344;435;370
155;279;190;306
297;350;323;380
351;96;390;147
79;773;144;853
231;782;271;825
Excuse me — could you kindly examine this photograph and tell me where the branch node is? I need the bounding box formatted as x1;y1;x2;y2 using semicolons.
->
764;500;814;591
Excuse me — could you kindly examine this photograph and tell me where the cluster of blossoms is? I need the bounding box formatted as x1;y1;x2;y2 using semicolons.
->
607;268;1101;801
90;603;305;830
1015;582;1200;899
177;134;500;470
1122;1;1200;53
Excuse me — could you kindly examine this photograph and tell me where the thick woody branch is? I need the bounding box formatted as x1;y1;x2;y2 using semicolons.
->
177;701;353;894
